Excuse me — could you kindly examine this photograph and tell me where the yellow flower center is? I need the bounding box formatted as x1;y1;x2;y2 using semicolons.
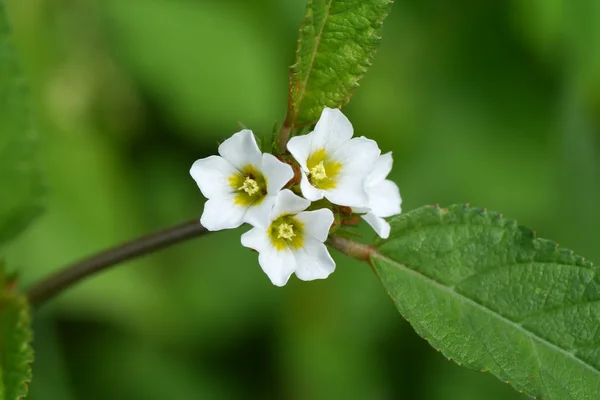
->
277;223;296;240
306;149;342;190
309;161;328;181
269;216;303;250
228;165;267;206
238;177;260;196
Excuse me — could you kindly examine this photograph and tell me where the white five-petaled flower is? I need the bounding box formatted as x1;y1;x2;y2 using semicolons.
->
354;152;402;239
241;189;336;286
287;108;381;208
190;130;294;231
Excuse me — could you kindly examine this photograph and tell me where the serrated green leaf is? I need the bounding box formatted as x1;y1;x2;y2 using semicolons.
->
0;265;34;400
287;0;393;127
0;0;43;247
372;204;600;399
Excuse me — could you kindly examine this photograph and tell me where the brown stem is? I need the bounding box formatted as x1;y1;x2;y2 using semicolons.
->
278;123;292;152
26;218;209;307
279;70;295;152
327;235;374;262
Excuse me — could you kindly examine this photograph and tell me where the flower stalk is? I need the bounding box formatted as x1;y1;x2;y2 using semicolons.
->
327;235;374;262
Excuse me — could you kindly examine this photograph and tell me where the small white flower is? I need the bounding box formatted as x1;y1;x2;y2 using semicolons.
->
355;152;402;239
287;108;380;208
241;189;336;286
190;130;294;231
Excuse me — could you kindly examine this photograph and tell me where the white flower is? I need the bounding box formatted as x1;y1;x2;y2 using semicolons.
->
241;189;336;286
355;152;402;239
190;130;294;231
287;108;380;208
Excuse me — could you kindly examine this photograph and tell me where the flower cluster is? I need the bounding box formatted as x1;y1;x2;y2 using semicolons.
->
190;108;402;286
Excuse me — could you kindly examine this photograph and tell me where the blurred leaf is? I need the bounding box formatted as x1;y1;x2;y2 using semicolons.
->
512;0;600;114
0;1;43;247
0;265;34;400
100;0;282;139
511;0;564;59
568;1;600;110
372;204;600;399
287;0;393;127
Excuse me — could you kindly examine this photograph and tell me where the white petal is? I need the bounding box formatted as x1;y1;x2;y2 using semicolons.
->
218;129;262;170
293;238;336;281
287;134;312;171
242;228;297;287
270;189;310;220
325;177;369;208
299;171;325;201
331;136;381;179
258;246;296;287
323;136;381;207
190;156;237;198
200;195;246;231
367;152;393;187
368;180;402;218
244;195;276;228
241;226;268;252
262;153;294;194
362;212;391;239
295;209;334;242
311;108;354;152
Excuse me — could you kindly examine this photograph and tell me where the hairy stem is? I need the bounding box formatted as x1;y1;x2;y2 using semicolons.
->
26;218;209;308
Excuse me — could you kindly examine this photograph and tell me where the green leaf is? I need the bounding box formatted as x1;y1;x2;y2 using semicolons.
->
0;265;34;400
287;0;393;127
372;204;600;399
0;1;43;246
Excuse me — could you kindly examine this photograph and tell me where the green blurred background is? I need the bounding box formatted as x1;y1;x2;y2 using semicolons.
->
4;0;600;399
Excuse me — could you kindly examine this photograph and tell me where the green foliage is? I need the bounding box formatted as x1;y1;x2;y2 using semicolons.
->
0;0;43;247
287;0;393;127
99;0;283;138
0;6;38;396
515;0;600;111
372;204;600;399
4;0;600;399
0;265;34;400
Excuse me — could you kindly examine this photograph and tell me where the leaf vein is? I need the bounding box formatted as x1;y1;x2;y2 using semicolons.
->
294;0;333;124
519;299;600;325
372;252;600;378
529;336;550;400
